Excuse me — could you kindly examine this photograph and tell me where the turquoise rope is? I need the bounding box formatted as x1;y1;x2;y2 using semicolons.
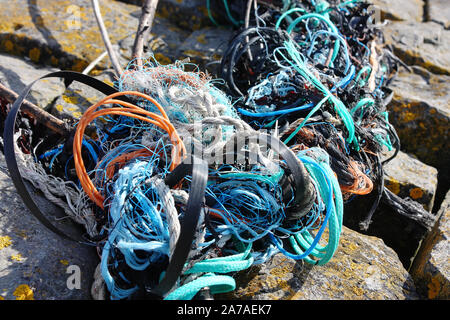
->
164;243;254;300
164;274;236;300
289;151;343;265
275;40;356;147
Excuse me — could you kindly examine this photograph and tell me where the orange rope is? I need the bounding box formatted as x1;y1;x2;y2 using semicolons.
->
340;160;373;195
73;91;186;209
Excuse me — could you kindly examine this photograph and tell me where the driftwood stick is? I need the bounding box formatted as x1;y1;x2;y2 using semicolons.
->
0;83;69;136
91;0;123;76
131;0;159;66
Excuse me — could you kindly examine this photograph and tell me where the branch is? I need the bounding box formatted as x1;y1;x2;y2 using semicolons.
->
0;83;70;136
91;0;123;76
131;0;159;67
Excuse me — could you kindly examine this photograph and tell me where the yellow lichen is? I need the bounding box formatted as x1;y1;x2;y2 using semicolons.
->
0;236;12;250
10;254;23;262
55;104;64;112
428;277;441;299
196;34;207;44
351;286;365;297
4;39;14;52
13;285;34;300
62;95;78;105
385;178;401;195
60;259;69;266
409;187;424;200
29;48;41;63
154;53;172;65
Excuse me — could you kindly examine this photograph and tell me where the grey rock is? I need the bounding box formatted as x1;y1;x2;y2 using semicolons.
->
217;226;419;300
0;0;140;72
118;15;191;65
0;153;98;300
382;150;438;211
428;0;450;29
119;0;212;31
383;21;450;75
49;69;116;121
410;189;450;299
0;53;64;108
372;0;424;22
178;27;233;73
388;66;450;181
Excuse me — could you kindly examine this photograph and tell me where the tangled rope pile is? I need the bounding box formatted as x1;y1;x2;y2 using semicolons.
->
208;0;403;227
1;0;428;301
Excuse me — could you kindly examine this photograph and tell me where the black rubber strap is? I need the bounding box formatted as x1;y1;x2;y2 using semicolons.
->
3;71;124;244
148;156;208;299
246;133;315;219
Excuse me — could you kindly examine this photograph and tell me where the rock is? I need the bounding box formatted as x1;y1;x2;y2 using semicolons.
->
344;185;437;270
387;66;449;196
0;53;64;108
383;21;450;75
382;150;438;211
0;0;144;72
50;69;116;121
372;0;424;22
118;0;212;31
178;27;233;73
410;189;450;299
428;0;450;29
156;0;211;31
217;226;419;300
119;14;190;66
0;153;98;300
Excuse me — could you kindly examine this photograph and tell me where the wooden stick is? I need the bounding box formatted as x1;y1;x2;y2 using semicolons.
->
131;0;159;66
91;0;123;76
0;83;70;136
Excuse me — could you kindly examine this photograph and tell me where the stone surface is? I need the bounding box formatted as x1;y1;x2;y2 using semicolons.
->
118;0;212;31
0;0;143;72
178;27;233;73
383;150;438;211
344;186;436;270
217;226;419;300
410;189;450;299
383;21;450;75
118;14;190;66
0;53;65;108
0;153;98;300
49;69;115;121
428;0;450;29
388;66;449;193
372;0;424;22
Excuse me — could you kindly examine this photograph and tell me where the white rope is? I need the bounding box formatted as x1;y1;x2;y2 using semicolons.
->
10;134;98;237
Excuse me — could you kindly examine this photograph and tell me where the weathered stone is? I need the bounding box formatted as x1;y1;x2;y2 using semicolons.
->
383;21;450;75
428;0;450;29
344;185;436;270
387;66;449;188
118;0;212;31
50;69;115;121
372;0;424;22
157;0;211;31
0;53;65;108
217;226;419;300
0;0;140;72
382;150;438;211
119;14;190;66
178;27;233;73
0;153;98;300
410;189;450;299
